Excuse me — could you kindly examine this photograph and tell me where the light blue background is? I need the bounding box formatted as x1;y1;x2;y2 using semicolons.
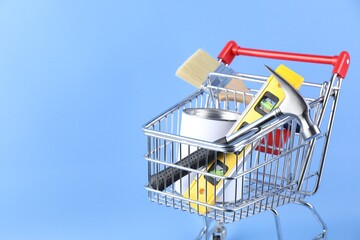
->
0;0;359;239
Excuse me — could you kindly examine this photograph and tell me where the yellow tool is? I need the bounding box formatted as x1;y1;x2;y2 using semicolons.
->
184;64;304;214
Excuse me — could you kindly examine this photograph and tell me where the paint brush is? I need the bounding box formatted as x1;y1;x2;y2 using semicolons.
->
176;49;252;104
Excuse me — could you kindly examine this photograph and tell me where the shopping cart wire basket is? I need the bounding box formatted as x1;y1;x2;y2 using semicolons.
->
142;41;350;240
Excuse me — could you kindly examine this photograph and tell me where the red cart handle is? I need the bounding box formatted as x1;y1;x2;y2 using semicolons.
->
218;40;350;78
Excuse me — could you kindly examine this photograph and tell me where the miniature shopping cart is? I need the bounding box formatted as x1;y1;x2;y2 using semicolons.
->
142;41;350;240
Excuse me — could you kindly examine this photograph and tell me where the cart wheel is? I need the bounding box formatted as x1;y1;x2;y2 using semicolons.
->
211;221;226;240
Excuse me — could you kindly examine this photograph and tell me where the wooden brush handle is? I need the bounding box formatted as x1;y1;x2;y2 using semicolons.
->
218;79;253;104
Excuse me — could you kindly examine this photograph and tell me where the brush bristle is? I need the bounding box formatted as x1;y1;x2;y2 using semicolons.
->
176;49;220;88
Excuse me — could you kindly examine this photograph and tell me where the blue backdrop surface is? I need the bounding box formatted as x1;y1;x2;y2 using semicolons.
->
0;0;359;239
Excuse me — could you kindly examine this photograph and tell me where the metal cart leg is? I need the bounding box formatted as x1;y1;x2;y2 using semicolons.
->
195;217;212;240
195;217;227;240
294;200;327;239
269;208;284;240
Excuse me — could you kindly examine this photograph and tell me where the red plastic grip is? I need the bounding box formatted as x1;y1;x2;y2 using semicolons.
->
218;40;350;78
255;129;290;155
